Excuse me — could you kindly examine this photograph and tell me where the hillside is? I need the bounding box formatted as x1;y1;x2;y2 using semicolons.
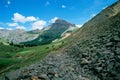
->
22;19;77;46
0;29;39;44
1;1;120;80
64;1;120;79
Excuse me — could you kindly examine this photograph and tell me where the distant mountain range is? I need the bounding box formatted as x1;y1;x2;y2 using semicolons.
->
0;29;39;44
0;19;78;45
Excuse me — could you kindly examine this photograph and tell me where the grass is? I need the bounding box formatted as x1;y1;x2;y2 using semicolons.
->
0;26;75;74
0;38;70;73
0;42;23;70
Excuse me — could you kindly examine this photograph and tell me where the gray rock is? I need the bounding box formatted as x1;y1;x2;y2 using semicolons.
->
105;42;113;47
5;70;22;80
38;74;49;80
116;47;120;54
81;58;90;65
116;55;120;62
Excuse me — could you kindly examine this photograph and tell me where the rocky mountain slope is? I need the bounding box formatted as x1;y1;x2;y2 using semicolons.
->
22;19;77;45
64;1;120;80
0;29;39;44
1;1;120;80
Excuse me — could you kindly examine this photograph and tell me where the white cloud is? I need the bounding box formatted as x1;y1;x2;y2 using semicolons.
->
32;20;46;30
0;27;4;29
10;13;47;30
8;0;11;5
16;26;26;30
6;28;13;30
12;13;38;23
76;24;82;28
7;23;18;27
49;17;58;23
45;1;50;6
26;16;38;22
62;5;66;8
12;13;26;23
7;22;26;30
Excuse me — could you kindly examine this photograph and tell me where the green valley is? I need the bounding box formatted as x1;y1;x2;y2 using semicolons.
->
0;36;71;74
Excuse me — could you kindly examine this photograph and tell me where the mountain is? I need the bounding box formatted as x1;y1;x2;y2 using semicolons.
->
3;1;120;80
0;19;77;45
0;29;39;44
22;19;77;46
27;29;42;34
0;29;11;40
62;1;120;80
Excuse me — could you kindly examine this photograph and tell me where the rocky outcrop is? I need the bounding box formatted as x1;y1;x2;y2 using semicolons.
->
0;29;38;44
66;32;120;80
3;53;92;80
63;1;120;80
1;1;120;80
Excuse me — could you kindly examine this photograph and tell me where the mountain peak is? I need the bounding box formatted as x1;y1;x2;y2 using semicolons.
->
53;18;76;27
54;18;68;23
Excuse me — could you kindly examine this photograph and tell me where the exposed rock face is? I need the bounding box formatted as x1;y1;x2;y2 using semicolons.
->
66;33;120;80
64;1;120;80
1;1;120;80
0;29;38;44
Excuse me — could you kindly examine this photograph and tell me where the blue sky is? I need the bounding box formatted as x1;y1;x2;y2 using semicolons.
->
0;0;118;30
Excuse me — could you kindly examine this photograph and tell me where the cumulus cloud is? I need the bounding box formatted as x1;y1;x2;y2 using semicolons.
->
61;5;66;8
76;24;82;28
9;13;47;30
45;1;50;6
12;13;26;23
12;13;38;23
7;23;18;27
7;22;26;30
26;16;38;22
16;26;26;30
49;17;58;23
32;20;46;30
